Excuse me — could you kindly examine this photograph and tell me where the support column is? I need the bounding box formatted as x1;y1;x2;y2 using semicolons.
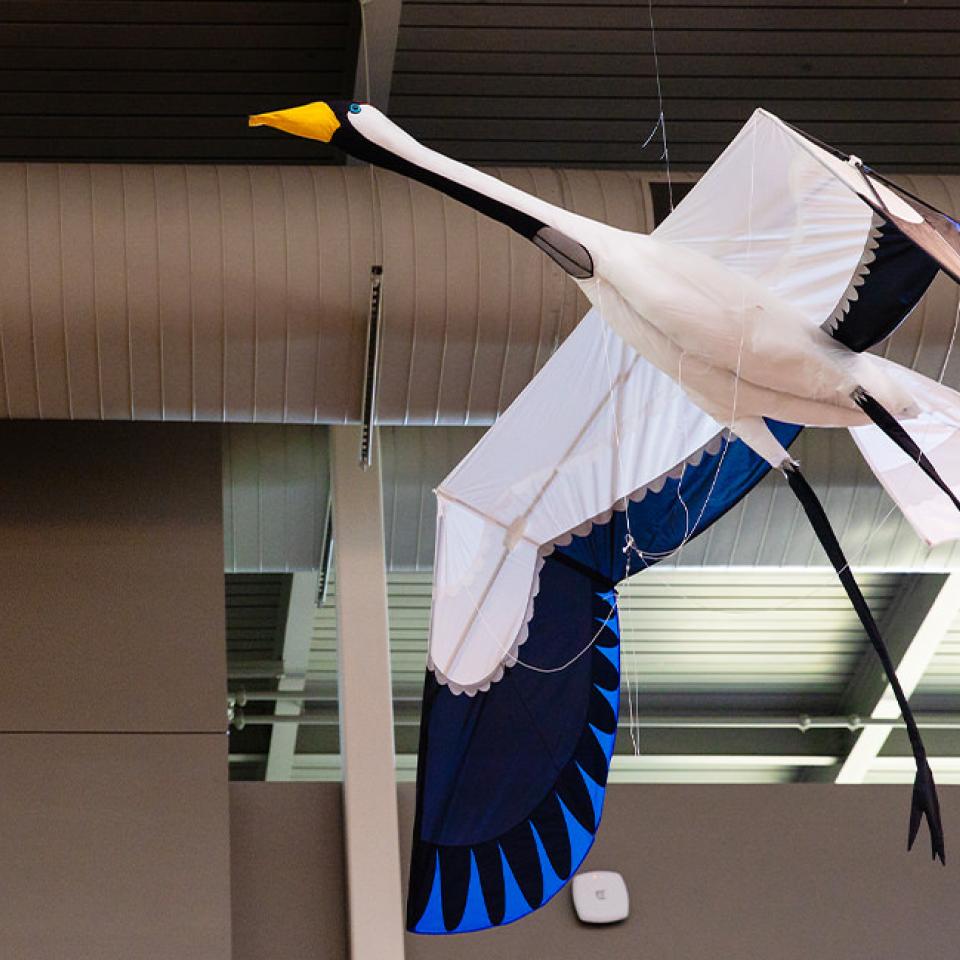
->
331;425;405;960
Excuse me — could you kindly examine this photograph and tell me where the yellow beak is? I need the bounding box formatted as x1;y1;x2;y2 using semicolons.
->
248;101;340;143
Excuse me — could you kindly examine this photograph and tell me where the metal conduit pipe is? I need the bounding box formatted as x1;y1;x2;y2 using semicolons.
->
4;164;956;427
228;706;960;732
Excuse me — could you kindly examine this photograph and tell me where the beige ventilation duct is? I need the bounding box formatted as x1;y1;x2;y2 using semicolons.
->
6;163;958;571
3;164;955;425
0;163;688;424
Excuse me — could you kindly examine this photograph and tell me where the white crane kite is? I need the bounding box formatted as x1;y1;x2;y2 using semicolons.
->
251;101;960;932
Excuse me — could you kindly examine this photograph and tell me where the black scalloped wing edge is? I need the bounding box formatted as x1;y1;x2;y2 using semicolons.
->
406;590;620;934
826;215;941;354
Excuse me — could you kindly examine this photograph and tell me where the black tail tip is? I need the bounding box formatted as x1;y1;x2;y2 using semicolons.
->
908;761;946;865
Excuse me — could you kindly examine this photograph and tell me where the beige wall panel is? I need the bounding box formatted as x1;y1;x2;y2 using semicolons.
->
0;421;226;732
230;783;347;960
400;783;960;960
0;733;230;960
228;782;960;960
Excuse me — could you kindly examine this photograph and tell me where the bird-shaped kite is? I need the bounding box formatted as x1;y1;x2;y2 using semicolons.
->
250;101;960;931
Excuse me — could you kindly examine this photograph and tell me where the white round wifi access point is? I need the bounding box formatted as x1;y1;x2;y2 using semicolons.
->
571;870;630;924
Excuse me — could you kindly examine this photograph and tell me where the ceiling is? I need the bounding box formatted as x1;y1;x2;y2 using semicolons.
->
0;0;358;163
229;567;960;787
391;0;960;170
4;0;958;172
223;424;960;575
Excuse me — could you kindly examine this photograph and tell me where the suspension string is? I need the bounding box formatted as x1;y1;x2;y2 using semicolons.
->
622;119;759;570
620;546;642;754
455;567;618;676
359;0;372;107
938;297;960;383
646;0;673;209
359;3;384;268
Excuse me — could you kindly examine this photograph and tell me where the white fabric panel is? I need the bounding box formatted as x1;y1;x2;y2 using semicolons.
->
430;308;721;691
653;109;875;327
852;419;960;548
851;364;960;547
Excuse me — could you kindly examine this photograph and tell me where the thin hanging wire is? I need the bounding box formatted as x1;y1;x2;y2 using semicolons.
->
938;297;960;384
449;73;747;682
359;3;384;268
647;0;673;208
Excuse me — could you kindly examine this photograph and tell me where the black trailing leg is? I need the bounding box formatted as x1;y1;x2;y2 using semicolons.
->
783;461;945;864
853;387;960;514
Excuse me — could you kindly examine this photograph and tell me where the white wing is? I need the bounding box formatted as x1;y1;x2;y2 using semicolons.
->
429;308;721;693
653;108;883;327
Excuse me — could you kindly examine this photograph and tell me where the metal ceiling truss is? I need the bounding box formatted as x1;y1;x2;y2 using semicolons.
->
229;568;960;784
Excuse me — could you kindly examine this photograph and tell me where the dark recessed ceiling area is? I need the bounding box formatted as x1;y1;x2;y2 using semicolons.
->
390;0;960;170
0;0;359;163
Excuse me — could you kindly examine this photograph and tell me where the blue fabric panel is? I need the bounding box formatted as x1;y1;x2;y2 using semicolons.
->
557;420;802;583
559;795;596;868
591;723;617;763
499;850;533;925
577;763;606;828
828;218;940;353
531;823;567;903
419;560;608;847
408;422;803;934
407;585;619;933
453;854;491;934
412;854;446;935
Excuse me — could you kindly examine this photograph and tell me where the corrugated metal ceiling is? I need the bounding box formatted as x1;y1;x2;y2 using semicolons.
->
392;0;960;170
307;568;903;705
281;567;960;784
0;0;358;163
1;163;955;425
225;573;290;665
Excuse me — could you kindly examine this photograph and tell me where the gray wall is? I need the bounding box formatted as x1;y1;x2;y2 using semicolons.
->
232;782;960;960
402;784;960;960
0;422;231;960
231;783;347;960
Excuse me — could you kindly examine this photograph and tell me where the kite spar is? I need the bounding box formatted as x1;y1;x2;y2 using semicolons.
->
250;101;960;930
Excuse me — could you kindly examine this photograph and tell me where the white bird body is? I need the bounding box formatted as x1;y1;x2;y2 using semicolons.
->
579;229;923;464
340;105;929;467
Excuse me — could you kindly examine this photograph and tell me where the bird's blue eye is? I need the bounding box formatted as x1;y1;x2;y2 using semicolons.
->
349;103;362;114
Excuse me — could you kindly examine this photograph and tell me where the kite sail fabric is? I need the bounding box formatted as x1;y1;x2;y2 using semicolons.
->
409;109;960;934
654;109;960;547
245;98;960;927
409;344;800;930
429;309;721;695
